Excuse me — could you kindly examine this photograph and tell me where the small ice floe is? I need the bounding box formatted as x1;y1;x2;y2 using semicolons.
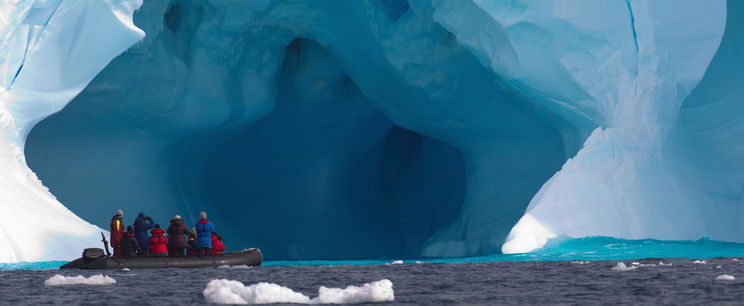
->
715;274;736;281
732;258;740;262
203;279;394;304
716;265;722;269
44;274;116;286
415;261;423;264
218;265;252;269
658;261;673;267
121;268;130;272
693;260;707;264
389;260;404;265
570;261;590;265
611;262;638;271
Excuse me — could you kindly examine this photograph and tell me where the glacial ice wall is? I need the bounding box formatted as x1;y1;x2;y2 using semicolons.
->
0;0;741;262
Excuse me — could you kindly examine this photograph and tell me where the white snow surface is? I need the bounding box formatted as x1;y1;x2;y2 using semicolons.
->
44;274;116;286
203;279;394;305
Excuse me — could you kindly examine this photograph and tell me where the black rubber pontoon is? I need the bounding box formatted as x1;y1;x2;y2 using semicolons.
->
60;248;263;270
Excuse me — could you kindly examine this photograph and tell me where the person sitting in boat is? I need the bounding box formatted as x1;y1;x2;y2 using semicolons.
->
167;215;190;256
120;226;142;258
195;211;215;255
148;224;168;257
187;227;198;256
211;232;225;255
133;212;154;256
109;209;124;257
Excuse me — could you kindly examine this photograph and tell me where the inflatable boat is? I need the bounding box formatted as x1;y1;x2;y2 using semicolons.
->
60;248;263;270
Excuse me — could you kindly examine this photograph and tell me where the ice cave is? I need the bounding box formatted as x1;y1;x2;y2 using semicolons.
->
0;0;743;262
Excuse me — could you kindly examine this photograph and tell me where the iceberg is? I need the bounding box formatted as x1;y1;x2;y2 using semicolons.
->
0;0;741;262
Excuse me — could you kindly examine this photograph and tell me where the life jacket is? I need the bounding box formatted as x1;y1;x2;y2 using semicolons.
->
149;228;168;254
109;215;124;245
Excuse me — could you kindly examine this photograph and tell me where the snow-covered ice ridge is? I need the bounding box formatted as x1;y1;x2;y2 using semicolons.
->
1;0;743;262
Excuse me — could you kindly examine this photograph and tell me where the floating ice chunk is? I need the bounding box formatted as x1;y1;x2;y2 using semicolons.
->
716;265;722;269
44;274;116;286
415;261;423;264
693;260;707;264
732;259;739;262
611;262;637;271
631;262;640;266
203;280;311;304
315;279;394;304
715;275;735;281
658;261;672;267
203;279;394;304
121;268;130;272
389;260;404;265
570;261;590;265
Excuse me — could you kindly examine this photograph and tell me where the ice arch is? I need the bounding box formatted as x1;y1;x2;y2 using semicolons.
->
24;0;567;260
1;0;737;262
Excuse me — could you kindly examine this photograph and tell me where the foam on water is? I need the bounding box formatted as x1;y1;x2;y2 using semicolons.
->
218;265;252;270
44;274;116;286
203;279;394;304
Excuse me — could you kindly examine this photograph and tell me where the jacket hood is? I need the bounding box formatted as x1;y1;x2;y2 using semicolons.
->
137;212;145;219
151;228;165;236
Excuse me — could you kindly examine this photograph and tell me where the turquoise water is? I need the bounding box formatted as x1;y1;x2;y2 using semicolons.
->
6;236;744;270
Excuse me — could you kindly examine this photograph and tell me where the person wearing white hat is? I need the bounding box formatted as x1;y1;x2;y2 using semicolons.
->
167;214;190;256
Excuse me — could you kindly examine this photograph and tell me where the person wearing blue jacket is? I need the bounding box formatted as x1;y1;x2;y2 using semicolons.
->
133;212;154;256
194;211;215;255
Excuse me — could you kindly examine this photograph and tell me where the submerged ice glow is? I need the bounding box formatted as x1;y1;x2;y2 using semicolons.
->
0;0;742;263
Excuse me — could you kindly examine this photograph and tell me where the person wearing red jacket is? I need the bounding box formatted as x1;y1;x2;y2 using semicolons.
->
148;224;168;256
211;233;226;255
109;210;124;257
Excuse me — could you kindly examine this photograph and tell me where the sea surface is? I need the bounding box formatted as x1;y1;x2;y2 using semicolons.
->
4;237;744;305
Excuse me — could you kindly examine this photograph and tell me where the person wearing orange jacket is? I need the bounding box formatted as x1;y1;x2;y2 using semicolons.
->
211;232;225;255
148;224;168;256
109;210;124;257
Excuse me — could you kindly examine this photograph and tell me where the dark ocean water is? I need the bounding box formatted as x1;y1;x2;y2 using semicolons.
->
3;257;744;305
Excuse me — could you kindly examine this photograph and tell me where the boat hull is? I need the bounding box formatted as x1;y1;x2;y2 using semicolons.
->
60;248;263;270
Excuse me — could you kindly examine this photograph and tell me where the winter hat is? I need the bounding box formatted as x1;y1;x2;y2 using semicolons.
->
127;225;134;232
116;209;123;216
154;224;161;229
174;215;181;220
199;211;207;219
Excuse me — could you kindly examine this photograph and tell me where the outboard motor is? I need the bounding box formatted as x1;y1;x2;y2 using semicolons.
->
82;248;105;264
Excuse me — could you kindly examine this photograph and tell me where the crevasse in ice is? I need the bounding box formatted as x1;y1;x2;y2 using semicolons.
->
0;0;741;262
